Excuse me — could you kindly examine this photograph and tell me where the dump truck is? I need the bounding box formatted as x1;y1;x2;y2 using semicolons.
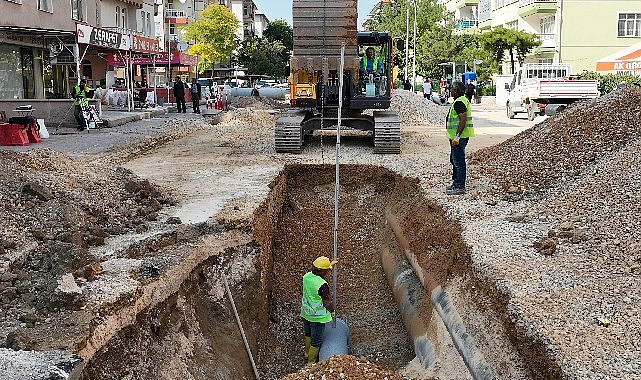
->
275;0;401;154
505;63;599;121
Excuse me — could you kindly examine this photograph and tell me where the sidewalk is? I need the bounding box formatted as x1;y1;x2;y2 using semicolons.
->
49;105;175;135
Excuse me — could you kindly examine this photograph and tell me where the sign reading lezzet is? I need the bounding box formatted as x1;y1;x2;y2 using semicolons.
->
76;23;130;50
131;35;161;54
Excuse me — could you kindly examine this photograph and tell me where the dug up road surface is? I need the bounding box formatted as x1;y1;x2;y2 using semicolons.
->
0;89;639;380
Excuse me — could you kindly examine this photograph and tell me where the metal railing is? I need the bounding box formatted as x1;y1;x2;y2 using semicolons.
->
520;0;556;6
165;9;186;18
456;20;477;29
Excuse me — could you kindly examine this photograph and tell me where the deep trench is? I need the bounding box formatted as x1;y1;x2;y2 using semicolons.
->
77;164;562;380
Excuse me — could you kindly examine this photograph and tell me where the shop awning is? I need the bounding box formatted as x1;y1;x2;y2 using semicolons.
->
107;51;198;66
596;41;641;72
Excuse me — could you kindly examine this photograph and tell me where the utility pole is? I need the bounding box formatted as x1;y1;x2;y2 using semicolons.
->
405;8;409;83
412;0;417;91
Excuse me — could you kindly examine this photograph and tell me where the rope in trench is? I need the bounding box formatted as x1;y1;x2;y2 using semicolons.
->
223;273;260;379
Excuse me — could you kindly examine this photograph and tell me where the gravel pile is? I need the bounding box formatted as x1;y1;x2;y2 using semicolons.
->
390;89;449;126
471;86;641;194
281;355;408;380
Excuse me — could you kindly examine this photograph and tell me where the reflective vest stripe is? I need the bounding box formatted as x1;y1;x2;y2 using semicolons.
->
446;95;475;139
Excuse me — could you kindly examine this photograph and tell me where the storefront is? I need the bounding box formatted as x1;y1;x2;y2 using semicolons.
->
0;31;51;99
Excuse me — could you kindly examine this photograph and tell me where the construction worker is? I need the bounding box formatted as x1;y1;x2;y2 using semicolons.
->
72;78;93;131
360;47;383;77
445;81;475;195
300;256;337;365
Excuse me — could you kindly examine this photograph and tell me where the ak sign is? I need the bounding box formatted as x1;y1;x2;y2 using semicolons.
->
76;23;130;50
131;35;161;54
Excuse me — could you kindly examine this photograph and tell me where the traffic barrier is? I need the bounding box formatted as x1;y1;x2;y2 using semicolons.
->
0;123;29;146
26;122;42;143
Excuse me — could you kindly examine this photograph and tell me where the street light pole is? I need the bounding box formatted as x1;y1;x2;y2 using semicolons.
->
405;7;409;84
412;0;417;91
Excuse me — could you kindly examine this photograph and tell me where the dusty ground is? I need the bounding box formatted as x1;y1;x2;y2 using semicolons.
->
1;88;639;379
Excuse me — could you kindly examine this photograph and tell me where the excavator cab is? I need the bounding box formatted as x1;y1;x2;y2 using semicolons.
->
353;32;394;109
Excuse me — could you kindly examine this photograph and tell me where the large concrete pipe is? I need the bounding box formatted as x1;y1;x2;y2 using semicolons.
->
319;318;349;361
387;212;495;380
255;87;288;100
381;247;436;369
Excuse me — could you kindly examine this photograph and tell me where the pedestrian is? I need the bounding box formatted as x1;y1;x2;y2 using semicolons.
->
301;256;337;365
71;78;94;131
190;78;202;114
445;81;475;195
403;78;412;92
423;78;433;99
465;79;475;102
173;75;186;113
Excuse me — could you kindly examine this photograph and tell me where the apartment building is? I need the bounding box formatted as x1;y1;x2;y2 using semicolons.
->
441;0;641;75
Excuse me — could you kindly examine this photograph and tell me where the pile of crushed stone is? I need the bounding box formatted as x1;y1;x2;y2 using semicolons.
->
0;148;173;349
390;90;449;127
280;355;408;380
471;86;641;195
232;96;289;110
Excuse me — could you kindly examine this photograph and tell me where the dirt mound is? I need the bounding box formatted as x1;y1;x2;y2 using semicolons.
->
471;86;641;194
0;148;173;349
281;355;408;379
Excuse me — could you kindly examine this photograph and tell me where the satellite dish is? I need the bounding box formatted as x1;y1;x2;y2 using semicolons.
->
177;42;188;52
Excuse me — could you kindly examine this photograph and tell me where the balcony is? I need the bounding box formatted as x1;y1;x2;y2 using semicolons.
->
456;0;478;7
519;0;557;18
165;9;188;23
455;19;479;35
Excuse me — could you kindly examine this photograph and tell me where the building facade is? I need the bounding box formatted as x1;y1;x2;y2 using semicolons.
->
441;0;641;75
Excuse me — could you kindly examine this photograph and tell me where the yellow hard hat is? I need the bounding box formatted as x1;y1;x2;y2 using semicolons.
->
313;256;338;270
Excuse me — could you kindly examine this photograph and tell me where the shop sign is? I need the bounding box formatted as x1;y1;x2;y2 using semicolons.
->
76;23;130;50
107;51;197;66
0;32;45;48
131;35;161;54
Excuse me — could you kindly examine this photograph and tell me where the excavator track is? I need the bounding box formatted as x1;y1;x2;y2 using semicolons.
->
275;110;307;154
373;110;401;154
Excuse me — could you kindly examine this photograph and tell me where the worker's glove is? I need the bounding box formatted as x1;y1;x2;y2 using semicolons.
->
451;134;460;146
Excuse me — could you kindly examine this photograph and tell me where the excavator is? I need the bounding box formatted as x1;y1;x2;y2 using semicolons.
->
275;0;401;154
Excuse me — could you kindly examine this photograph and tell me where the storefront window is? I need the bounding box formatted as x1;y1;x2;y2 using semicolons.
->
0;44;23;99
20;47;35;99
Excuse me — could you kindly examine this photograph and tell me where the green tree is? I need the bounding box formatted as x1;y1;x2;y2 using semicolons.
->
367;0;454;81
236;37;287;78
182;4;239;72
477;27;540;74
263;20;293;58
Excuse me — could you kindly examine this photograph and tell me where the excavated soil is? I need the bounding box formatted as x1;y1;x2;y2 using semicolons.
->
2;88;640;379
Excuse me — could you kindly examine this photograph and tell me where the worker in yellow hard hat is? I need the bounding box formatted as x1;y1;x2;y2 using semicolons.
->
300;256;337;364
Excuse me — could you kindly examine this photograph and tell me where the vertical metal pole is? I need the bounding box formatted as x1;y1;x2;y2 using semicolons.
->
153;54;157;105
332;42;345;327
74;43;81;85
168;32;172;102
405;8;409;83
412;0;417;91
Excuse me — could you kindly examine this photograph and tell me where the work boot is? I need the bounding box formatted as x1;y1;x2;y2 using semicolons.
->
304;336;311;362
445;187;466;195
307;346;319;365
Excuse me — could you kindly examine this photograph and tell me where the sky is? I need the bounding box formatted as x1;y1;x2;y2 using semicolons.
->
252;0;380;30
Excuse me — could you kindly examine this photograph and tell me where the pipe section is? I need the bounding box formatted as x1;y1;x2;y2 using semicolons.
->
381;248;436;369
319;318;349;361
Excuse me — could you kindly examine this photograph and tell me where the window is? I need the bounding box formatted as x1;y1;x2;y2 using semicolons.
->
121;7;127;29
116;6;120;27
147;13;152;37
38;0;52;12
219;0;225;5
618;13;641;37
167;0;173;9
141;11;146;35
71;0;85;21
540;15;554;40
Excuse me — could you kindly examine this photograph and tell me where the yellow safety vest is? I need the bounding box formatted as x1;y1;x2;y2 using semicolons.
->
446;95;475;139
